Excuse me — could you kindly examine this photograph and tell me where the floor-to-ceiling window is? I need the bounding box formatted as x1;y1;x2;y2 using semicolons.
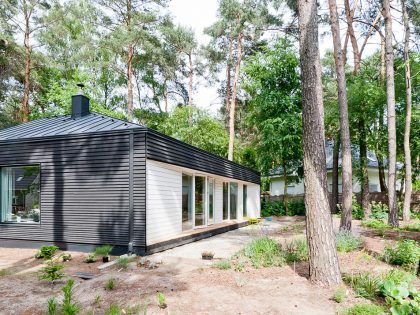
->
243;184;248;217
223;182;229;220
229;182;238;220
207;178;214;225
195;176;205;227
182;174;193;230
1;165;41;224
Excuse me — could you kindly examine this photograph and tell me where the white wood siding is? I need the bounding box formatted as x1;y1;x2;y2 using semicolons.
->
247;184;261;218
146;160;182;245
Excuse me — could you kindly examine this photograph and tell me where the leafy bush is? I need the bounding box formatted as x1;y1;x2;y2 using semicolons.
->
61;253;72;262
115;257;130;269
381;279;420;315
157;292;167;309
39;260;65;283
369;202;389;220
333;286;346;303
84;253;97;263
261;199;305;217
62;279;79;315
95;245;113;257
212;260;231;270
344;273;381;300
351;195;365;220
361;219;391;230
283;238;308;263
105;278;115;291
402;222;420;232
35;245;59;260
383;239;420;271
338;303;386;315
380;269;416;287
336;231;363;252
243;237;284;268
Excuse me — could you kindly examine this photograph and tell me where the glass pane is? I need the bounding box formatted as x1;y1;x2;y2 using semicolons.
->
182;174;193;230
208;179;214;224
230;183;238;220
195;176;205;226
223;182;229;220
1;165;40;223
243;185;248;217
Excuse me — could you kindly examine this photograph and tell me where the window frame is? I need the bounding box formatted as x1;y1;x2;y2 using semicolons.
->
0;163;42;225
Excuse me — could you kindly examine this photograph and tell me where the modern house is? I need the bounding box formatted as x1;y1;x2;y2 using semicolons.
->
269;141;400;196
0;94;260;254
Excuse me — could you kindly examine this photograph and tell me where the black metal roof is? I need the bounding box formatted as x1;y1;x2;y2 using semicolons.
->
0;112;143;141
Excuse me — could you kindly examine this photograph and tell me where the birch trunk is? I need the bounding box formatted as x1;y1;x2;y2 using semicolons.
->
328;0;353;231
298;0;341;286
402;0;412;222
383;0;398;227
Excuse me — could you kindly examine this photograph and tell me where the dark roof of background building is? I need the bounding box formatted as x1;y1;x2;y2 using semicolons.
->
0;112;143;141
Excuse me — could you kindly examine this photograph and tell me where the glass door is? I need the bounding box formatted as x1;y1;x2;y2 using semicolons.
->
207;178;214;225
194;176;206;227
230;182;238;220
182;174;193;231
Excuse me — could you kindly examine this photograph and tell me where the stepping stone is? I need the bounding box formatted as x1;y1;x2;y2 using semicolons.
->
73;272;96;280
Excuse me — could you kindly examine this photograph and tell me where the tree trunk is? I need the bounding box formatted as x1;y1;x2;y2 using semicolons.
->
344;0;360;74
283;162;288;216
359;118;370;217
126;0;133;122
383;0;398;227
298;0;341;286
22;6;31;123
227;34;243;161
331;134;340;213
402;0;412;222
225;33;233;128
376;148;388;193
328;0;353;231
188;52;193;107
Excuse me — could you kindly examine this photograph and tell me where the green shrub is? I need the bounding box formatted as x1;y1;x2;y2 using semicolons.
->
361;219;391;230
338;303;386;315
352;195;365;220
381;279;420;315
84;253;97;263
212;260;231;270
157;292;167;309
105;278;115;291
115;257;130;269
402;222;420;232
380;269;416;287
35;245;59;260
383;239;420;271
95;245;113;257
243;237;284;268
47;298;57;315
261;200;305;217
283;238;308;263
104;304;122;315
336;231;363;252
61;279;79;315
343;273;381;300
333;286;346;303
39;260;65;283
369;202;389;220
61;253;72;262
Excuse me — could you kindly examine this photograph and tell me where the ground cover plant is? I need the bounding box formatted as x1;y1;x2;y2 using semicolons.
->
336;231;363;253
212;260;231;270
283;238;309;263
39;259;65;283
333;286;346;303
242;236;284;268
35;245;59;260
261;200;305;217
338;303;386;315
383;239;420;272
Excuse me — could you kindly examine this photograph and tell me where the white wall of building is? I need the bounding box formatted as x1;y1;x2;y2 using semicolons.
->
146;160;260;245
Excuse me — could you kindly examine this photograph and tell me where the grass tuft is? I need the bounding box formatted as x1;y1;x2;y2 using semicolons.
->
243;237;284;268
212;260;231;270
336;231;363;253
338;303;386;315
333;286;346;303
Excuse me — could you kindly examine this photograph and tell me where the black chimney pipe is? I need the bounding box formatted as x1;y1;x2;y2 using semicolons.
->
71;84;90;118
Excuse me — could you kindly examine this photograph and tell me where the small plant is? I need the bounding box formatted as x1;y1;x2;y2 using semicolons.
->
333;286;346;303
201;251;215;260
369;201;389;220
47;298;57;315
95;245;113;262
115;256;130;269
156;292;167;309
61;253;72;262
383;239;420;272
234;260;245;272
336;231;363;253
361;219;390;230
402;222;420;232
380;269;415;287
94;295;101;308
381;279;420;315
105;278;115;291
338;303;386;315
283;238;309;263
212;260;231;270
84;253;97;263
104;304;122;315
61;279;79;315
343;273;381;300
0;269;12;277
35;245;59;260
243;237;284;268
39;260;65;283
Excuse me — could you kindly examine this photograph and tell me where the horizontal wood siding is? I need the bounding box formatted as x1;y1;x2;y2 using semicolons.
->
0;132;141;247
247;184;261;218
146;130;260;184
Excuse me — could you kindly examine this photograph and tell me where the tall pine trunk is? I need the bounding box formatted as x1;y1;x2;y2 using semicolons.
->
228;34;243;161
225;34;233;128
188;52;193;106
328;0;353;231
298;0;341;286
344;0;360;74
402;0;412;222
359;117;370;217
331;134;340;213
283;162;289;216
22;3;31;123
127;43;134;122
383;0;398;227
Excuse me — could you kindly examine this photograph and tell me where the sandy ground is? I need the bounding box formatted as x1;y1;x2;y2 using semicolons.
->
0;217;417;315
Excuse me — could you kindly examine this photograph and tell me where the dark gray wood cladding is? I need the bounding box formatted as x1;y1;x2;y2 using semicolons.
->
0;119;259;253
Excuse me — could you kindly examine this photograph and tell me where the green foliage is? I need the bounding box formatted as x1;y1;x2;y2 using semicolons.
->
283;238;309;263
381;269;416;288
84;253;97;263
352;195;364;220
338;303;386;315
369;202;389;220
35;245;59;260
381;280;420;315
47;298;57;315
156;292;167;309
383;240;420;272
333;286;346;303
336;231;363;253
62;279;79;315
39;260;65;283
402;222;420;232
212;260;231;270
95;245;113;257
361;219;391;230
95;295;101;308
243;237;284;268
105;278;115;291
61;253;72;262
344;273;381;300
261;199;305;217
104;304;122;315
115;257;130;269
